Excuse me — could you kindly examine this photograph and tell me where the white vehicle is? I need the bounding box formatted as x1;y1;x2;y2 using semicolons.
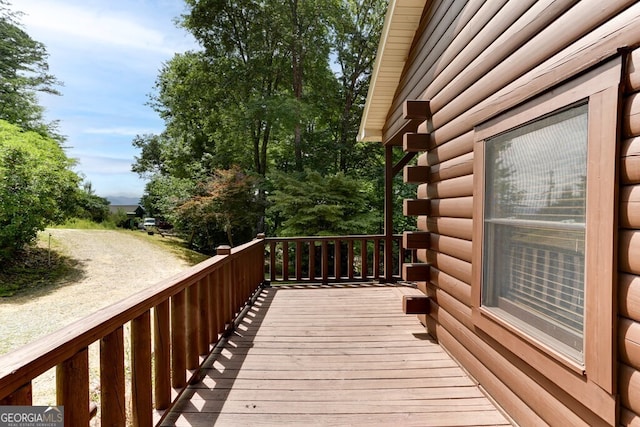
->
143;217;156;234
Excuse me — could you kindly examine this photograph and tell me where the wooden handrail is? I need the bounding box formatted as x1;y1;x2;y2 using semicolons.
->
265;234;412;284
0;236;266;426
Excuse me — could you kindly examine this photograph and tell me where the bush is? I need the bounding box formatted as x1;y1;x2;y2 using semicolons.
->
0;120;78;260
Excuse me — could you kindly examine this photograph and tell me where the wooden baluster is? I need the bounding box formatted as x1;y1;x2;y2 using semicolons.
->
57;348;89;427
374;238;381;280
229;260;242;312
348;240;355;279
227;263;235;322
131;311;152;427
239;258;248;304
217;246;233;327
207;273;217;344
269;241;276;282
100;326;126;425
256;243;264;287
154;300;171;410
171;289;186;389
0;383;32;405
282;241;289;281
186;284;199;369
296;241;303;281
198;278;209;356
214;269;224;338
361;239;368;280
335;239;342;280
309;241;316;281
322;240;329;283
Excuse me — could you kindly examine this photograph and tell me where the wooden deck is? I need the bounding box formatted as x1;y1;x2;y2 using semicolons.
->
160;284;511;426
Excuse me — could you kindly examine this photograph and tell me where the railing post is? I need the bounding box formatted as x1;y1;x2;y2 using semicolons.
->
57;348;89;427
0;383;32;405
100;326;126;425
154;300;171;410
131;311;152;427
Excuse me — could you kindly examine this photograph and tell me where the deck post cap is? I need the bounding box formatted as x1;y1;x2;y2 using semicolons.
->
217;245;232;255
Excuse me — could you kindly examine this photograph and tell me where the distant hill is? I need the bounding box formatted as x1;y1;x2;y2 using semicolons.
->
107;196;142;205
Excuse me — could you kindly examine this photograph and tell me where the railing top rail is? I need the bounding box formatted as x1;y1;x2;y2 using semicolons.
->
0;237;265;399
265;234;403;242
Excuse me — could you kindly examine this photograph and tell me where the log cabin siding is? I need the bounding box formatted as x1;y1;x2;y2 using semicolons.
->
620;52;640;424
376;1;640;425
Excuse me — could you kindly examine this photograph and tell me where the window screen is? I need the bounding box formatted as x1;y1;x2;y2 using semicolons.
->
482;103;588;362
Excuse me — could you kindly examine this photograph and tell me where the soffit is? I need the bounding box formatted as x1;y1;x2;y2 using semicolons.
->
358;0;428;143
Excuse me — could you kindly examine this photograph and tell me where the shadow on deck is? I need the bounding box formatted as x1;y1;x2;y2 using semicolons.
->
160;284;511;426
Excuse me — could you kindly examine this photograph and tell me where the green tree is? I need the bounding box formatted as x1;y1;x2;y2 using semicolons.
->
331;0;386;173
73;181;111;223
268;169;377;236
0;120;78;260
133;0;389;243
0;1;62;139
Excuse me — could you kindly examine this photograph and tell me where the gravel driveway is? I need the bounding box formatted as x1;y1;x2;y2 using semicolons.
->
0;229;190;354
0;229;191;408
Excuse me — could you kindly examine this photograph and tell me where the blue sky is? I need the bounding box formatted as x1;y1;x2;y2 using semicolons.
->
13;0;197;203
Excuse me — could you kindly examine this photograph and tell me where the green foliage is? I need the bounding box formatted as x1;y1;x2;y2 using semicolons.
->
71;182;111;223
268;169;377;236
141;174;195;221
0;1;62;139
109;208;133;229
0;120;79;260
133;0;393;242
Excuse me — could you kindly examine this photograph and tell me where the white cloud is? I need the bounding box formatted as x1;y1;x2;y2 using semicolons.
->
17;1;192;55
84;127;161;136
73;154;134;175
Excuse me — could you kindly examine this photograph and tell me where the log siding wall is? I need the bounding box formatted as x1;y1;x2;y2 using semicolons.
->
619;48;640;426
385;1;640;425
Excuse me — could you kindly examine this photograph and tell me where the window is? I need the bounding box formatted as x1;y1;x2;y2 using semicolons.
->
472;57;620;401
482;103;588;363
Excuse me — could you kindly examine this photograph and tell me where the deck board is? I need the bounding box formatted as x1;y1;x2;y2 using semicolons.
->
160;285;511;426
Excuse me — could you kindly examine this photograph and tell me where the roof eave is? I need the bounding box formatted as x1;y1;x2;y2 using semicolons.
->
358;0;428;144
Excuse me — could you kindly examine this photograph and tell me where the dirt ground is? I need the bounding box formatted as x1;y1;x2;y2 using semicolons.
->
0;229;191;407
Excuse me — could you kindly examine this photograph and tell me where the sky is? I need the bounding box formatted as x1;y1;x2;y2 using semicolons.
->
12;0;198;204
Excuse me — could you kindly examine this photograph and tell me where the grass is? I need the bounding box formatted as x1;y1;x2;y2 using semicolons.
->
51;217;118;230
0;233;82;297
126;229;210;265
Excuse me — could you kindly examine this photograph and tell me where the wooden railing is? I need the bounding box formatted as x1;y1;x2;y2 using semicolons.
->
0;236;265;426
265;234;412;284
